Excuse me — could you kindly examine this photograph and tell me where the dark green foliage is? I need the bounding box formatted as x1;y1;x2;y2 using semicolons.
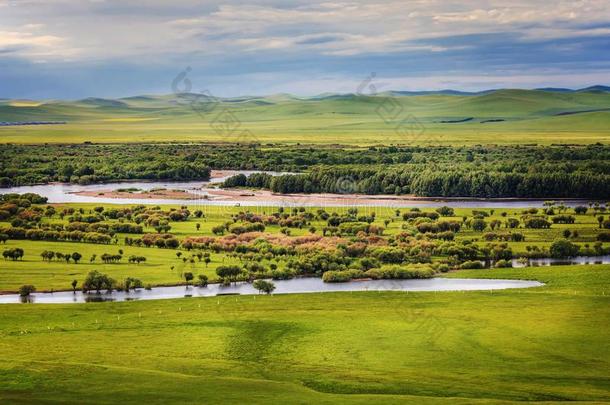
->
253;279;276;294
197;274;208;287
460;260;484;269
436;206;455;216
322;270;363;283
2;144;609;198
82;270;115;293
216;265;243;283
553;215;575;224
597;232;610;242
18;284;36;297
550;239;580;258
2;247;24;260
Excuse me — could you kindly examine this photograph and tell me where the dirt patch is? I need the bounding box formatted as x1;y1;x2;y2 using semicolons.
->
74;189;201;200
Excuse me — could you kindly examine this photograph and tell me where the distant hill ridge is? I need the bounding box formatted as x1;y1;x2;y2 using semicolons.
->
2;85;608;106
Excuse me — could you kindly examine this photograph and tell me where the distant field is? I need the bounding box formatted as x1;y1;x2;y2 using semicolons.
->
1;90;609;145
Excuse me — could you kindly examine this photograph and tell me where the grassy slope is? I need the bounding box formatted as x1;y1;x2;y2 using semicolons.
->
0;264;608;404
1;90;609;145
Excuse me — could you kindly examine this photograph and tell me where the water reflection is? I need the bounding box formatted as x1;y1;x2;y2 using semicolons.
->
0;277;544;304
512;255;610;268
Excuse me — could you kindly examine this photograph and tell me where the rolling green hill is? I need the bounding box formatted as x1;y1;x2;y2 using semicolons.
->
1;89;609;145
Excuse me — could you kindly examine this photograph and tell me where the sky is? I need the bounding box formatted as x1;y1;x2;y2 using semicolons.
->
1;0;609;99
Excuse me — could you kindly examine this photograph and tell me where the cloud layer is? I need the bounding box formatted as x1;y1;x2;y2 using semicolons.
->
1;0;609;98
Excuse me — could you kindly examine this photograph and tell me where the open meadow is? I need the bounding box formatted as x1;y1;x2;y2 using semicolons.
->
0;264;609;403
2;90;610;145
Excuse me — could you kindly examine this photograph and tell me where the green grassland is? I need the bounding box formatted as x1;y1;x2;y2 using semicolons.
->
1;89;610;145
0;203;608;293
0;264;608;403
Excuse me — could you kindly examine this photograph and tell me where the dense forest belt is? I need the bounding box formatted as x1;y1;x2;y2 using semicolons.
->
225;168;610;199
1;143;609;198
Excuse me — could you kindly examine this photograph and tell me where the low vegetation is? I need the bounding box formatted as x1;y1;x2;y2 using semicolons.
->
0;194;608;293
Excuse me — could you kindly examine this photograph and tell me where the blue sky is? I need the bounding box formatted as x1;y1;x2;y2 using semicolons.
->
1;0;609;99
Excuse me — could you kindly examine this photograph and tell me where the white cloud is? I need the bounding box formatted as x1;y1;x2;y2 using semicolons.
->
0;0;609;63
0;30;76;61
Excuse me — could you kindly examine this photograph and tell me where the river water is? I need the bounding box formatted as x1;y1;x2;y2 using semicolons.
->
0;277;543;304
512;255;610;267
0;174;598;208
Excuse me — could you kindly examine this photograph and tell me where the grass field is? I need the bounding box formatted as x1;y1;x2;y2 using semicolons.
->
1;90;609;145
0;264;608;403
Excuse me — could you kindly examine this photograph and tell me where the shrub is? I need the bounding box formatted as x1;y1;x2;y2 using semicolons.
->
82;270;115;293
197;274;208;287
437;264;450;273
253;279;276;294
510;232;525;242
403;211;439;221
494;259;512;268
483;232;498;241
574;206;588;214
460;260;484;269
552;215;575;224
216;265;242;283
19;284;36;297
436;206;454;217
597;232;610;242
322;269;363;283
364;264;435;280
550;239;579;258
524;217;551;229
2;247;24;260
471;219;487;231
269;269;295;280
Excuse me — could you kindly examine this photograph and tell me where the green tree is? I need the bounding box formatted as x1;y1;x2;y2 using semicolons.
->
184;272;194;286
197;274;208;287
550;239;579;258
216;265;242;284
471;219;487;232
82;270;115;293
19;284;36;297
72;252;82;264
253;279;276;294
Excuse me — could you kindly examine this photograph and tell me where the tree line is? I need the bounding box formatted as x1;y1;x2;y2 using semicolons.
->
228;166;609;198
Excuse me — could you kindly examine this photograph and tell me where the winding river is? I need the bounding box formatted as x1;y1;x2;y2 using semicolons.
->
0;277;544;304
1;170;599;208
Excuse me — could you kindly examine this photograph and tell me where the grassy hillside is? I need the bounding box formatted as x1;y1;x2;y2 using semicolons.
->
0;264;608;403
1;89;609;145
